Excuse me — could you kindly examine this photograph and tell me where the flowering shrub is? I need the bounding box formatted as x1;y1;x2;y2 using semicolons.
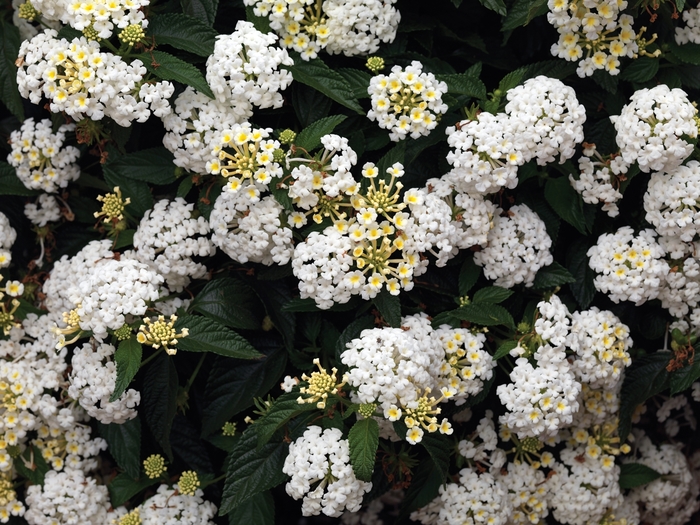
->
2;0;700;524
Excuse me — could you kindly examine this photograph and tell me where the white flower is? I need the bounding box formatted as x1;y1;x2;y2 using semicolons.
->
283;426;372;517
8;118;80;193
611;85;697;174
569;144;628;217
676;6;700;45
0;213;16;269
367;61;448;141
24;194;62;227
474;204;553;288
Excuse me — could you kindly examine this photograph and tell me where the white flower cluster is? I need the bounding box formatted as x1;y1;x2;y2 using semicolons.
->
206;20;293;109
133;198;214;292
446;75;585;195
68;341;140;424
210;190;293;265
17;30;174;126
500;462;552;525
676;6;700;45
209;123;283;198
549;443;622;525
505;75;586;165
162;87;243;174
8;118;80;193
244;0;399;60
24;469;111;525
0;213;16;269
498;296;581;437
30;0;149;38
410;467;511;525
68;252;163;339
434;327;495;405
587;226;669;305
611;85;698;174
644;161;700;243
24;194;62;227
657;237;700;318
569;144;629;217
627;431;699;525
473;204;554;289
110;484;217;525
567;308;632;390
367;61;448;141
283;426;372;517
547;0;638;77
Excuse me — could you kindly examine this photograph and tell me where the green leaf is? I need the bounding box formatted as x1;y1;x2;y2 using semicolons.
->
294;115;348;151
494;340;518;359
419;432;451;481
479;0;507;15
143;353;179;460
246;6;272;33
110;337;142;402
501;0;547;31
99;418;142;479
376;141;407;176
228;491;275;525
670;41;700;66
348;418;379;482
113;229;135;250
618;463;662;489
451;303;515;329
254;392;317;447
373;289;402;328
0;21;24;120
250;280;296;352
459;257;481;296
619;57;659;82
567;239;596;309
220;427;290;514
174;314;264;359
147;14;217;57
104;148;176;185
191;277;264;331
669;359;700;395
0;162;38;196
108;473;158;507
336;68;372;99
398;457;444;518
180;0;218;26
136;50;214;99
619;352;671;441
201;342;287;437
14;446;49;486
473;286;513;304
544;176;589;234
532;262;577;290
436;73;486;99
287;59;364;114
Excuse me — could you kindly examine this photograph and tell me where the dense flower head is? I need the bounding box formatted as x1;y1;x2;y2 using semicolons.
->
209;123;283;199
547;0;639;77
206;20;294;107
243;0;399;60
30;0;149;39
68;340;140;424
24;194;61;227
7;118;80;193
283;426;372;517
17;30;174;126
162;87;245;174
133;198;214;292
611;85;698;174
587;226;669;305
657;237;700;319
570;144;629;218
367;61;448;141
504;75;586;166
473;204;554;288
0;214;16;270
210;190;293;266
644;161;700;243
676;6;700;45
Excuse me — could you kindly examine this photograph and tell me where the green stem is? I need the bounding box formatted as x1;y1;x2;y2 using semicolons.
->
140;347;163;368
184;353;207;393
101;39;120;54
